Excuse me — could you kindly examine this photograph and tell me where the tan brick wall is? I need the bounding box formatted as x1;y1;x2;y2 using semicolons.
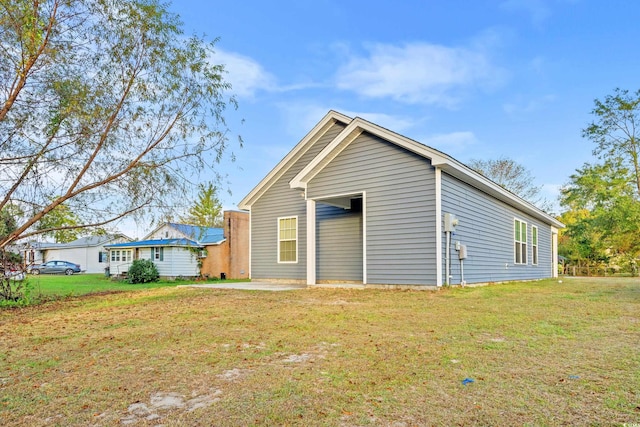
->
201;211;249;279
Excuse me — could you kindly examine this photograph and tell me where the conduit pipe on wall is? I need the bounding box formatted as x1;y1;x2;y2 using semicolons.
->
443;213;459;286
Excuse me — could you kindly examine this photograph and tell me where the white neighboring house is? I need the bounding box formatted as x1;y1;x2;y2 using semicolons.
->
23;234;132;274
104;222;224;279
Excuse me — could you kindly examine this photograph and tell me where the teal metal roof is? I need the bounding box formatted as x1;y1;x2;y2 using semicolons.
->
104;238;202;248
167;223;224;244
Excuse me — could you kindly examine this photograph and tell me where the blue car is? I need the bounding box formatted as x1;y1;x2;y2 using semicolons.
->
31;260;82;275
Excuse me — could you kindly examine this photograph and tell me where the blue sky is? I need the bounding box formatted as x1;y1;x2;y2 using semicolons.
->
148;0;639;233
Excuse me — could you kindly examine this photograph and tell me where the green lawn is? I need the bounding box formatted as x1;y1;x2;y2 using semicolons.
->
25;273;245;298
0;277;638;426
25;273;187;297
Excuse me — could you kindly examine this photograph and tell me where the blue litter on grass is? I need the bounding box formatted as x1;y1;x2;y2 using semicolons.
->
568;375;580;379
462;378;475;385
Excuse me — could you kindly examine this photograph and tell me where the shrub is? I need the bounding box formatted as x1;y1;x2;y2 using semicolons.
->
127;259;159;284
0;275;34;308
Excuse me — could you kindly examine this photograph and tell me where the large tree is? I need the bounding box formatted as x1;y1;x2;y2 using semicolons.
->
0;0;237;252
180;182;224;227
467;156;551;211
35;201;82;243
558;88;640;275
560;160;640;274
583;88;640;195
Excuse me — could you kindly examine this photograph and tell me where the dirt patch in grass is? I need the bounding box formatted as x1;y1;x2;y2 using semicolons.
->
0;278;639;425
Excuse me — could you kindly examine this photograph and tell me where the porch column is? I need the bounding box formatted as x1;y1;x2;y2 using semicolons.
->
306;198;316;285
551;228;558;278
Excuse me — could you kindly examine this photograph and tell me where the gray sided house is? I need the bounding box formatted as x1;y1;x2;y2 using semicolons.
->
239;111;564;288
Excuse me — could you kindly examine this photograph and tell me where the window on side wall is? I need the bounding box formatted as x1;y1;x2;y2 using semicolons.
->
152;247;164;261
514;219;527;264
278;216;298;263
532;226;538;265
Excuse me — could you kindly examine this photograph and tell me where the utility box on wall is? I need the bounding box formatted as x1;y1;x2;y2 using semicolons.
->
458;245;467;260
443;212;459;232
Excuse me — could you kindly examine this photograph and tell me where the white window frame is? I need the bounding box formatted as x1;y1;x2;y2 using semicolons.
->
277;216;298;263
532;225;538;266
110;249;132;262
514;218;527;265
153;247;162;261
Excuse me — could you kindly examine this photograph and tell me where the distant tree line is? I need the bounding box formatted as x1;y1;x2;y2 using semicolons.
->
559;88;640;276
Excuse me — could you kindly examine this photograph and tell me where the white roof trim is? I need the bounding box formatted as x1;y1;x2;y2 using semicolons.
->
203;239;226;246
238;110;352;210
290;115;564;229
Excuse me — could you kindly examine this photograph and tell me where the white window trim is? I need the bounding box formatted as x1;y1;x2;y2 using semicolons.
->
110;249;132;262
532;225;538;266
514;218;528;265
277;215;298;264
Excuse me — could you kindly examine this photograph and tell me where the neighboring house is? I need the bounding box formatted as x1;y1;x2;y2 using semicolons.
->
22;234;131;273
21;242;58;267
238;110;564;288
104;213;249;279
104;238;204;279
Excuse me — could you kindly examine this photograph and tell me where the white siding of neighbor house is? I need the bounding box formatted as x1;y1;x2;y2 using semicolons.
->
108;248;135;276
44;237;129;274
307;132;437;285
251;122;347;281
440;172;553;284
147;225;186;240
141;247;199;277
109;246;199;277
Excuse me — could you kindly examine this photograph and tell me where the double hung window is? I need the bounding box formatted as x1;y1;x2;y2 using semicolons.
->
278;216;298;263
514;219;527;264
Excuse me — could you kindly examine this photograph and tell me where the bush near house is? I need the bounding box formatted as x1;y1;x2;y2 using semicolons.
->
127;259;160;284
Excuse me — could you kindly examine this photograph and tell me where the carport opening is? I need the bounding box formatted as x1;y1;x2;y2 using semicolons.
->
314;194;364;284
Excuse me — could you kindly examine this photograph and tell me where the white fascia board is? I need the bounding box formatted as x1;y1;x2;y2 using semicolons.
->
238;110;352;210
203;239;226;246
290;116;449;190
290;114;564;229
436;161;564;228
290;122;362;190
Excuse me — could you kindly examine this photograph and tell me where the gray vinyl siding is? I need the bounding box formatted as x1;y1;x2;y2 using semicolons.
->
316;204;363;282
441;173;554;284
251;122;347;280
308;132;438;285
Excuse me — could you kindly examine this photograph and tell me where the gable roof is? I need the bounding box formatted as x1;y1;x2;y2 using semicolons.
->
166;223;224;244
238;110;352;209
144;222;225;245
104;238;202;249
24;234;131;250
240;111;563;229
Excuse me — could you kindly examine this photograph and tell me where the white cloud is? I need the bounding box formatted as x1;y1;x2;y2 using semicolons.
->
335;42;505;106
212;49;277;98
